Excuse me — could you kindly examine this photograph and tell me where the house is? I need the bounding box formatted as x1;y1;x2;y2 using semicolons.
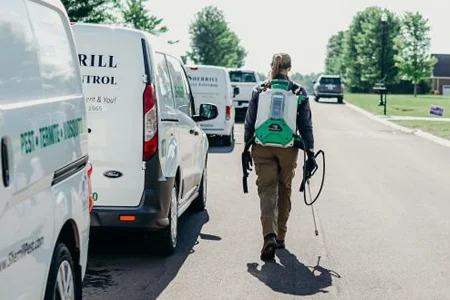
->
431;54;450;95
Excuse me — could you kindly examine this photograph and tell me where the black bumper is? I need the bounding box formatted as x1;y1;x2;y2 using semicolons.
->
316;93;343;98
90;152;175;231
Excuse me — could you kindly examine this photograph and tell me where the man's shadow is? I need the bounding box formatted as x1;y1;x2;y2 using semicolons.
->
247;250;340;296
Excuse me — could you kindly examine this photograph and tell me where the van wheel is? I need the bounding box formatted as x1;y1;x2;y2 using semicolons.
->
222;128;234;146
314;96;320;102
192;165;207;211
44;243;79;300
159;185;178;255
338;97;344;103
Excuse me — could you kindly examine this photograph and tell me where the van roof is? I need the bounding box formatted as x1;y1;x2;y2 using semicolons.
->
71;23;184;60
41;0;67;12
185;65;228;72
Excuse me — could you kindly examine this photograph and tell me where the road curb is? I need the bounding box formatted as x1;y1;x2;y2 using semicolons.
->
345;101;450;148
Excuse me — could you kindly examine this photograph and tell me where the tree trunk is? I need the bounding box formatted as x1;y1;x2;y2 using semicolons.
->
414;83;418;97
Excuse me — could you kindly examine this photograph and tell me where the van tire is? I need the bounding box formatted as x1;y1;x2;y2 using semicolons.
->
44;242;79;300
191;165;207;211
314;96;320;102
159;185;178;255
337;97;344;103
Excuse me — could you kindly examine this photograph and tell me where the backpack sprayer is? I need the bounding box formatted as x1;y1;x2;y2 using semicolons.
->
242;79;326;236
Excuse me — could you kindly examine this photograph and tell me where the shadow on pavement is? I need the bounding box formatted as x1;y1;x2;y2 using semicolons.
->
247;252;340;296
199;233;222;241
208;143;235;154
83;210;212;300
208;136;235;154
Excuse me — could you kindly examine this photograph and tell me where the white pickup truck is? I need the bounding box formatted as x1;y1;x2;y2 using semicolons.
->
228;69;261;114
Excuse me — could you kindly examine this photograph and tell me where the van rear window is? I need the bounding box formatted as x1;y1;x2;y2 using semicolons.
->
229;71;256;83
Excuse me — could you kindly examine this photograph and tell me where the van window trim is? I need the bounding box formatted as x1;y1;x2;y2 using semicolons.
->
155;52;176;110
141;39;153;84
164;54;196;117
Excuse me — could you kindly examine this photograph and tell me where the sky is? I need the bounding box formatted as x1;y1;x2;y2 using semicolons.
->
148;0;450;74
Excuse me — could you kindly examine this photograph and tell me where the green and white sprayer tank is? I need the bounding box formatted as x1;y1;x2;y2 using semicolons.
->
255;79;305;147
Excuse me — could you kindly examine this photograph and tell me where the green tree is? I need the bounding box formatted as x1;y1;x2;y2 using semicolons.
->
61;0;116;23
342;7;400;92
325;31;346;76
395;12;437;96
119;0;168;35
343;10;368;91
291;72;321;93
356;8;400;89
188;6;247;68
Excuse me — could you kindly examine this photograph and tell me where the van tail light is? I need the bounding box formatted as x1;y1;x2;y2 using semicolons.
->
226;106;231;121
87;162;93;212
143;84;158;160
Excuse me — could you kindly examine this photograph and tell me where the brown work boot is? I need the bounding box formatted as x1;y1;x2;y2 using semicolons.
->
260;234;277;261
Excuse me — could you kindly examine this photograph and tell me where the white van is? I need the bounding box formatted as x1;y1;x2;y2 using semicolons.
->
72;24;218;254
0;0;92;299
185;65;237;145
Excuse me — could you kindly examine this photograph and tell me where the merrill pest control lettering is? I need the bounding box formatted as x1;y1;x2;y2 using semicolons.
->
79;54;119;112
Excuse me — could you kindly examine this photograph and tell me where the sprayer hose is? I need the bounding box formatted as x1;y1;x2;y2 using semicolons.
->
300;139;326;206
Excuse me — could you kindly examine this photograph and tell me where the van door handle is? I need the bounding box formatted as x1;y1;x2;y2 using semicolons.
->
1;138;10;187
161;118;179;123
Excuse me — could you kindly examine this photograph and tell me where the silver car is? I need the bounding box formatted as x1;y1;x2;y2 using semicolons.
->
313;75;344;103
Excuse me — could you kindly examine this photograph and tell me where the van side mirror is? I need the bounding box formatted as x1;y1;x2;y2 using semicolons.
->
193;103;218;122
233;86;240;97
312;80;316;84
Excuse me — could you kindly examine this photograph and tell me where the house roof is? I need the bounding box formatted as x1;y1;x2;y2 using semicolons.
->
432;54;450;77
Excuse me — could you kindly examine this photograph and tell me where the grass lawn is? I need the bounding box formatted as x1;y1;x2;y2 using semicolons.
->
345;93;450;140
345;94;450;118
393;120;450;140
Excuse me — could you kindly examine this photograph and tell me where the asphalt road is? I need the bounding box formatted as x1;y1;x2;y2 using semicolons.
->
83;99;450;300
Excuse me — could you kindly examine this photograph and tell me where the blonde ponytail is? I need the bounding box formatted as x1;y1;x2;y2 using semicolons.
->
270;54;283;80
267;53;292;84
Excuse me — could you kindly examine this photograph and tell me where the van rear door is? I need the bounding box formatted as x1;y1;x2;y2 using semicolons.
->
73;25;146;207
186;67;228;131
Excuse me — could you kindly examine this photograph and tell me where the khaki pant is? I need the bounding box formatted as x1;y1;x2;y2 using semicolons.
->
251;144;298;240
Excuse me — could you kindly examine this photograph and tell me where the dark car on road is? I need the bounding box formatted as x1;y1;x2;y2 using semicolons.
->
313;75;344;103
